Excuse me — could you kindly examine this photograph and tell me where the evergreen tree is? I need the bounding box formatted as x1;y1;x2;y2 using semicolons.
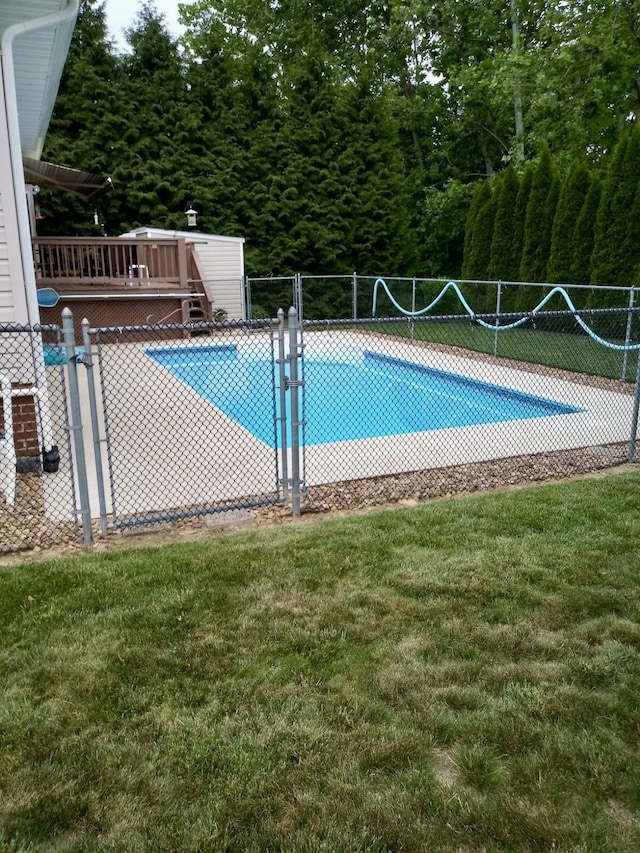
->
591;128;640;294
40;0;124;235
339;82;417;277
620;179;640;288
488;164;520;281
461;180;492;279
570;175;601;290
111;2;193;231
509;162;534;300
519;146;559;283
464;192;497;288
511;164;534;310
547;161;592;284
419;180;475;278
183;34;271;242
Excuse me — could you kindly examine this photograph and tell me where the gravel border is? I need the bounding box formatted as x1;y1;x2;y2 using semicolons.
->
1;443;635;560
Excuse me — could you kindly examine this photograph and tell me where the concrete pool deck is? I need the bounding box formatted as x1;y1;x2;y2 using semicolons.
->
43;330;636;523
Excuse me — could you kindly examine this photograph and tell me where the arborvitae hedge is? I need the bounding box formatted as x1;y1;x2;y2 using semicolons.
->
461;181;492;280
519;146;558;283
621;181;640;289
511;164;533;284
571;175;601;300
590;131;633;288
464;192;497;285
547;161;591;284
488;165;520;282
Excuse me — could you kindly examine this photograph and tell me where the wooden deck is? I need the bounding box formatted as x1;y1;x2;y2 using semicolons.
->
32;236;194;292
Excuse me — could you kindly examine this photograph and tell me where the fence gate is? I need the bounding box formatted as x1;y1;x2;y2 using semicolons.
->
86;318;283;532
0;323;83;552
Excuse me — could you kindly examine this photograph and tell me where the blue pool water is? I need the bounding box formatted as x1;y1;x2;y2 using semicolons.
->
145;345;582;446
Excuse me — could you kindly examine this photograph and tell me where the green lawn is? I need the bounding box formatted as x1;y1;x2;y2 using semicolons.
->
370;320;639;381
2;472;640;852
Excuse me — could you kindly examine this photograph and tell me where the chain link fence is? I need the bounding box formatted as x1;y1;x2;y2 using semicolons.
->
0;324;79;553
246;275;639;329
89;317;281;531
1;281;639;554
299;308;639;491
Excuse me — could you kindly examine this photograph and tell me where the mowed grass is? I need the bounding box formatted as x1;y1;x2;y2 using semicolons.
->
2;473;640;852
372;319;639;381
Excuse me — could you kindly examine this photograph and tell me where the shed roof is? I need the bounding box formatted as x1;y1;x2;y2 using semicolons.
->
120;227;246;244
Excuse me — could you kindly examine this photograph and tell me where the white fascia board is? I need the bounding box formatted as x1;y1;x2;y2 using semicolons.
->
119;227;246;244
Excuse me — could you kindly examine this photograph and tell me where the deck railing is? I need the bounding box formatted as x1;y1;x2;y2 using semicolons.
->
32;237;191;290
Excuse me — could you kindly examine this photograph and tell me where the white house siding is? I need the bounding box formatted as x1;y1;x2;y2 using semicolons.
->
191;238;244;320
0;195;13;323
0;181;36;386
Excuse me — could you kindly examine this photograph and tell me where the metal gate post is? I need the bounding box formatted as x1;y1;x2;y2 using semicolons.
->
61;308;92;545
628;350;640;463
622;288;635;382
494;281;502;357
287;306;302;516
80;319;109;537
277;308;289;503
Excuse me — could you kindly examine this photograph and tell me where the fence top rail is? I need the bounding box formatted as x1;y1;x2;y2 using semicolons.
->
246;273;637;293
298;274;356;281
303;305;640;328
351;275;637;293
246;276;296;283
89;318;273;335
0;323;61;333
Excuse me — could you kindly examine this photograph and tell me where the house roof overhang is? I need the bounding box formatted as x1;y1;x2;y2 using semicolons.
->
1;1;79;159
23;156;112;201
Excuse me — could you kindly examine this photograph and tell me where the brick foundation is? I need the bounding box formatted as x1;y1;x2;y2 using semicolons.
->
0;390;41;467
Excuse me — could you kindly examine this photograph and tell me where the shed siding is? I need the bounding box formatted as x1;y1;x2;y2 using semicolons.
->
191;240;244;319
118;228;246;320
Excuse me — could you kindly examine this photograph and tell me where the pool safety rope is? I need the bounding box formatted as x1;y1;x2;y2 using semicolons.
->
371;278;640;352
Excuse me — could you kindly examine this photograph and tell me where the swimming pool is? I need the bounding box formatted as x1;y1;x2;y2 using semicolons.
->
145;343;583;446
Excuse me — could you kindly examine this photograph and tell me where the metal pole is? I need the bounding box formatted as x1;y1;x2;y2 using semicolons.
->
61;308;92;545
276;308;289;503
288;306;302;516
622;288;635;382
352;271;357;322
628;349;640;463
410;278;416;339
292;273;302;322
243;275;251;320
81;318;108;537
494;281;502;357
